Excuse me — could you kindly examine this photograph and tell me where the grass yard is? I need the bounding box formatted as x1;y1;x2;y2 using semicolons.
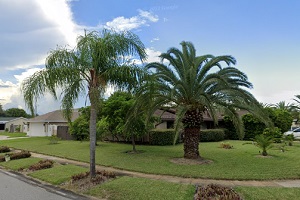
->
2;137;300;180
0;157;42;170
236;186;300;200
29;164;88;185
0;132;27;138
85;176;194;200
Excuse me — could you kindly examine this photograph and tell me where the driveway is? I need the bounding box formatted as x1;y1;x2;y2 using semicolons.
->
0;169;89;200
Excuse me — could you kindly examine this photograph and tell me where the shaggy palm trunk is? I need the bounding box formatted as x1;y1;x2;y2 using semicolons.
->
262;149;268;156
183;127;200;159
182;109;203;159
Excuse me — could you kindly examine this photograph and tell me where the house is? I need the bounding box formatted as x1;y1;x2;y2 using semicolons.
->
26;109;80;137
0;117;21;132
4;117;28;132
153;108;224;130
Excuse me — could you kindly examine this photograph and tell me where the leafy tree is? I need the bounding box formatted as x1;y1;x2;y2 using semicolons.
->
134;41;268;159
69;115;89;141
102;91;148;152
5;108;30;118
21;29;146;178
0;104;5;117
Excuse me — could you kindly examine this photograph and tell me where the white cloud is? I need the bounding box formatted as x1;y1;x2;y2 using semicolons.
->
0;0;79;70
138;10;159;22
151;37;160;43
105;10;159;31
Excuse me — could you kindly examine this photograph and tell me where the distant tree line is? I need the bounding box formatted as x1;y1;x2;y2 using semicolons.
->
0;104;31;118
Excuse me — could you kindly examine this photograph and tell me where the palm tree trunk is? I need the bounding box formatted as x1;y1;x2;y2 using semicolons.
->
89;98;97;178
183;127;200;159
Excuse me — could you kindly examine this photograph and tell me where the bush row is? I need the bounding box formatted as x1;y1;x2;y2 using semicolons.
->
148;128;225;145
199;129;225;142
149;129;179;145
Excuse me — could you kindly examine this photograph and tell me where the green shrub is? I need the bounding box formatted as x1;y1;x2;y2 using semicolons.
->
0;146;10;153
149;129;178;145
242;114;266;140
263;127;283;143
223;116;239;140
48;135;60;144
199;129;225;142
194;184;242;200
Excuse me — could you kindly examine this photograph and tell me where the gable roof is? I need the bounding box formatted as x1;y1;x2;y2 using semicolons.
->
0;117;19;124
5;117;28;123
28;109;80;123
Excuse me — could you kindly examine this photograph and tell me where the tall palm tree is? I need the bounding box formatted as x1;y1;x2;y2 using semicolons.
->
135;41;268;159
22;29;147;177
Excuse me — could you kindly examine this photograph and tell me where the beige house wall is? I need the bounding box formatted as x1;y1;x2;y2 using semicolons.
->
5;118;28;132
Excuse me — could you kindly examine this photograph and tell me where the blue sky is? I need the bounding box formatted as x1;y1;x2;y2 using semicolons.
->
0;0;299;114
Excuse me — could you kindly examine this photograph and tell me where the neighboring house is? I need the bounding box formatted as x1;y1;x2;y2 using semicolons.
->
154;108;224;130
27;109;80;137
0;117;19;132
4;117;28;132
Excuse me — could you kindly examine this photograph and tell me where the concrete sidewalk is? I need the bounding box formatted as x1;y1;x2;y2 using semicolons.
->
30;152;300;188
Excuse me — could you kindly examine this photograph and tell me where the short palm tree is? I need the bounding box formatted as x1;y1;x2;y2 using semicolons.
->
135;41;267;159
254;134;273;156
22;29;147;177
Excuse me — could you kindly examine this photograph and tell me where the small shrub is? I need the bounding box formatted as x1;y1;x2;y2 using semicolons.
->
220;142;233;149
199;129;225;142
0;146;10;153
194;184;242;200
5;128;8;132
284;134;294;146
29;159;54;171
48;135;60;144
149;129;179;145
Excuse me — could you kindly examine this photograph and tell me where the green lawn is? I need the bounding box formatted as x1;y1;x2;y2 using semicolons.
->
236;186;300;200
2;137;300;180
0;132;27;138
85;176;194;200
29;164;88;185
0;157;42;170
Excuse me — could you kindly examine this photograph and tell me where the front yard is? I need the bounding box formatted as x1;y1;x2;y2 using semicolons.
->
1;137;300;180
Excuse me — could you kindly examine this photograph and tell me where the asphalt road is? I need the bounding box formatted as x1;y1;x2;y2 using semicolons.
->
0;170;89;200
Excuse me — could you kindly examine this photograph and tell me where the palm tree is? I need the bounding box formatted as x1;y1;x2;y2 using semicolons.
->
271;101;297;112
134;41;268;159
254;134;273;156
22;29;147;177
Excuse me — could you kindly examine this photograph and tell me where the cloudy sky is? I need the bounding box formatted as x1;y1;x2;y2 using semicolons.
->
0;0;299;114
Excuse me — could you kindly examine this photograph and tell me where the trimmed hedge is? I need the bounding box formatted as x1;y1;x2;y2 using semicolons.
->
149;129;179;145
199;129;225;142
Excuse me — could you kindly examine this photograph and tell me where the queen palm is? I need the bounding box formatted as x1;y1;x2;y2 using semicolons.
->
22;29;147;177
136;41;266;159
